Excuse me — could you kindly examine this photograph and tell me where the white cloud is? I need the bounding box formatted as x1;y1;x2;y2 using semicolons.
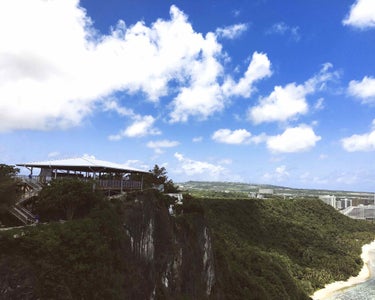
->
263;165;290;182
103;100;135;117
122;159;150;172
314;98;325;110
267;22;300;41
0;1;270;132
348;76;375;104
248;64;336;124
174;152;226;179
169;51;272;123
169;82;224;123
248;83;309;124
216;23;248;39
341;122;375;151
223;52;272;98
108;115;160;140
266;125;321;153
192;136;203;142
147;139;179;154
343;0;375;29
212;128;251;144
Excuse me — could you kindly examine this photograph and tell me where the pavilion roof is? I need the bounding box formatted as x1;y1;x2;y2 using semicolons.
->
16;157;150;174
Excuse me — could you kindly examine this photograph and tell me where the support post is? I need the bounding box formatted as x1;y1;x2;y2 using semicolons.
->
120;173;124;193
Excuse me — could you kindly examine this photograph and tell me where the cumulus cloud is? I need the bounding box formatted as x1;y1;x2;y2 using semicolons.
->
169;51;272;122
343;0;375;29
222;52;272;98
174;152;226;179
216;23;248;39
248;83;309;124
348;76;375;104
0;1;271;132
266;125;321;153
147;139;179;154
212;129;252;144
341;126;375;152
248;64;336;124
108;115;160;140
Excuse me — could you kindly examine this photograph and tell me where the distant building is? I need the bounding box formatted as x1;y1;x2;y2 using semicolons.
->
319;195;337;208
337;198;352;210
258;189;273;195
343;205;375;220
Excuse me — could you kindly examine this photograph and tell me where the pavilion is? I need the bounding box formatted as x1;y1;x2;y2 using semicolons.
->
16;156;150;192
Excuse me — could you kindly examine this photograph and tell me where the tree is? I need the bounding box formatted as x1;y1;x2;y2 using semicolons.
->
0;164;20;213
147;165;179;193
35;178;102;221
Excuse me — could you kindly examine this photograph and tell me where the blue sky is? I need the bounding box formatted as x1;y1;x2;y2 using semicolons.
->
1;0;375;191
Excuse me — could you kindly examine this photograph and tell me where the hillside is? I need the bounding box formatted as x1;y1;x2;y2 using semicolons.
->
179;180;375;200
201;197;375;298
1;191;375;299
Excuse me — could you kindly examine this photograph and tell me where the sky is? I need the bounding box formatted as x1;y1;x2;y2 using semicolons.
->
1;0;375;191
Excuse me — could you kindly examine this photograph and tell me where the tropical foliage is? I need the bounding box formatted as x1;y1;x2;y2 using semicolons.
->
0;164;20;215
34;178;103;221
141;164;179;193
201;197;375;298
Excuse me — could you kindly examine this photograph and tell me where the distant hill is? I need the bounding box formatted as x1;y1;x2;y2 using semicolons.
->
178;180;375;199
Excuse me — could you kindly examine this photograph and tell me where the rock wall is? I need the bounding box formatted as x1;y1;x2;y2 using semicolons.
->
122;192;216;299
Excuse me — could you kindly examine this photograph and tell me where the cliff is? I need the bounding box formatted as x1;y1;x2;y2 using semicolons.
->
0;191;374;299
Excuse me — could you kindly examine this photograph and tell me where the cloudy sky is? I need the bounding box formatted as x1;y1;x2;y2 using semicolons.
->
1;0;375;191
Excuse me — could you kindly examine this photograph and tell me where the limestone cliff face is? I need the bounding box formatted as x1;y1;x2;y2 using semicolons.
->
122;192;216;299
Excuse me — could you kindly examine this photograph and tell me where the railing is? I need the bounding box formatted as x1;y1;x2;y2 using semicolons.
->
16;175;142;191
96;179;141;190
9;205;36;225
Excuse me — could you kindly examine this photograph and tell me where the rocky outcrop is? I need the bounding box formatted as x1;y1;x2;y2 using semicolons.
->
122;192;216;299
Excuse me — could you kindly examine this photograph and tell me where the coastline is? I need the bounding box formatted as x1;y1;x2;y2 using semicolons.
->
311;240;375;300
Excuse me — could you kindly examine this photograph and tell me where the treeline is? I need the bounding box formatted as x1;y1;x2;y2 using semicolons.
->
201;197;375;298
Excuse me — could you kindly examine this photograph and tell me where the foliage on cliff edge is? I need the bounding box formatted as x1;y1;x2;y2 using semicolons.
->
201;197;375;298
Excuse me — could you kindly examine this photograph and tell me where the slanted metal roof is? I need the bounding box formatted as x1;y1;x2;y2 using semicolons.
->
16;157;150;174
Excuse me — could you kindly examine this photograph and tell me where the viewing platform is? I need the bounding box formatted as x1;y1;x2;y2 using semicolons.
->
16;156;150;193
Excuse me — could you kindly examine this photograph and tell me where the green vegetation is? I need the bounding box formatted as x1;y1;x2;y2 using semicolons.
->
0;203;129;299
34;178;103;221
1;174;375;299
0;164;20;213
142;164;179;193
200;197;375;298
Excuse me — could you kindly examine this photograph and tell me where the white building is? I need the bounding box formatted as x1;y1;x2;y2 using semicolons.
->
319;195;337;208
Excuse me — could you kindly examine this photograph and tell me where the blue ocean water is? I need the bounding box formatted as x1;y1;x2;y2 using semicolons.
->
328;278;375;300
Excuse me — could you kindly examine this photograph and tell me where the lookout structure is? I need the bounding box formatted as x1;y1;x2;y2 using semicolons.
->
16;156;150;193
